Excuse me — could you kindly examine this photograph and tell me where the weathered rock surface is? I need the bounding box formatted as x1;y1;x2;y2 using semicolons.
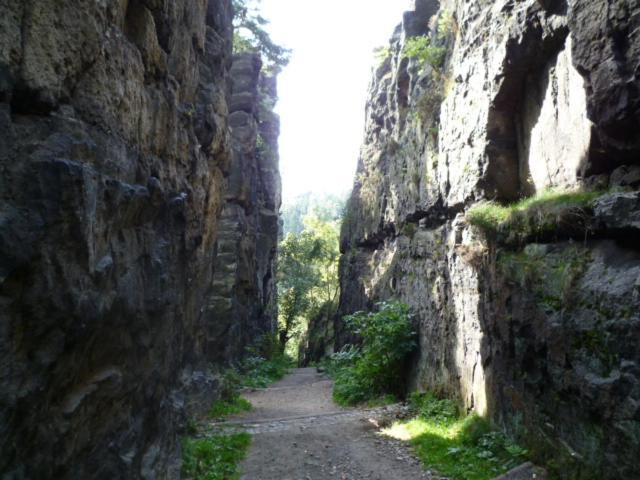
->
206;53;281;362
338;0;640;478
0;1;280;478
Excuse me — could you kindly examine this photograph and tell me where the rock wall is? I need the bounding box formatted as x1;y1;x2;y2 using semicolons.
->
338;0;640;477
0;1;280;478
206;53;281;363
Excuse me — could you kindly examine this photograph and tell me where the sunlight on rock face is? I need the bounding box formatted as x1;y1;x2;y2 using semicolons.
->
523;36;593;192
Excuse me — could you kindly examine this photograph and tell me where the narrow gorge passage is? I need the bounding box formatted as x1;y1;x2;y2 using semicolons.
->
2;0;639;478
222;369;433;480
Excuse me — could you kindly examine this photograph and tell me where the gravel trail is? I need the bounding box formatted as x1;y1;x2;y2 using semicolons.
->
214;368;438;480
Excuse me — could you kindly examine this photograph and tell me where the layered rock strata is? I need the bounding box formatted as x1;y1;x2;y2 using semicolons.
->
206;53;281;363
0;1;280;478
338;0;640;477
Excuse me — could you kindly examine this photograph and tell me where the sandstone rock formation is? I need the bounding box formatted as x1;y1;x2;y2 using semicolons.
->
0;1;280;478
338;0;640;477
206;53;281;363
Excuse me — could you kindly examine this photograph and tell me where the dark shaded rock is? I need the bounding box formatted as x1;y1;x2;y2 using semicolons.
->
610;165;640;189
493;462;547;480
206;53;281;363
0;1;278;479
594;191;640;231
569;0;640;167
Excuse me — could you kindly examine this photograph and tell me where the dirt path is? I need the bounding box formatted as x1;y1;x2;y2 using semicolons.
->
219;368;440;480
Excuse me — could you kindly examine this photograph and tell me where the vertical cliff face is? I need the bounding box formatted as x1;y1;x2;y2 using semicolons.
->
207;53;281;362
0;1;280;478
339;0;640;477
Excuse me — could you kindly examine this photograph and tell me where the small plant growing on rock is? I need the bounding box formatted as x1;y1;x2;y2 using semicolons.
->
373;45;392;65
403;35;447;71
466;189;604;244
437;10;456;40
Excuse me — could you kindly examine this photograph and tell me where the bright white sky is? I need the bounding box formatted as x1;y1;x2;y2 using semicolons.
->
260;0;411;202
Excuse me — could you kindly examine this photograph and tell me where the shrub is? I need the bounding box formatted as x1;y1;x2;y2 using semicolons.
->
333;301;417;405
318;344;361;377
410;392;458;423
240;353;292;388
403;36;447;71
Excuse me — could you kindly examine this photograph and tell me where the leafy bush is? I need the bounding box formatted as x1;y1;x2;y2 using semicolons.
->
333;301;417;405
410;392;459;423
182;433;251;480
403;36;447;71
240;353;293;388
318;344;361;377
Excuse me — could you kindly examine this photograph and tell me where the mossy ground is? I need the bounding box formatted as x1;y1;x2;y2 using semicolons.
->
466;189;603;243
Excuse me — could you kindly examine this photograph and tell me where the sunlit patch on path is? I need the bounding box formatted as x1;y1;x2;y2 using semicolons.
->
218;368;439;480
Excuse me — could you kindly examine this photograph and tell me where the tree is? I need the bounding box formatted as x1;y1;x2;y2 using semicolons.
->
276;215;341;353
281;191;348;235
277;231;323;349
232;0;291;73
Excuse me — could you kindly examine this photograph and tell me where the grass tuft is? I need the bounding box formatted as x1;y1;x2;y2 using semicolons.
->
383;393;528;480
182;433;251;480
466;189;603;243
208;396;252;420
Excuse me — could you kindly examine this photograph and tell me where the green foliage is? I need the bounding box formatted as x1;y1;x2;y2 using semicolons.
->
281;192;347;236
466;189;603;243
373;45;391;65
332;301;417;405
232;0;291;72
385;394;528;480
209;396;252;420
232;32;254;54
437;10;455;40
403;36;447;71
410;392;459;423
182;433;251;480
219;368;243;401
186;418;199;435
318;344;361;377
217;335;293;401
278;211;341;355
239;352;294;388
